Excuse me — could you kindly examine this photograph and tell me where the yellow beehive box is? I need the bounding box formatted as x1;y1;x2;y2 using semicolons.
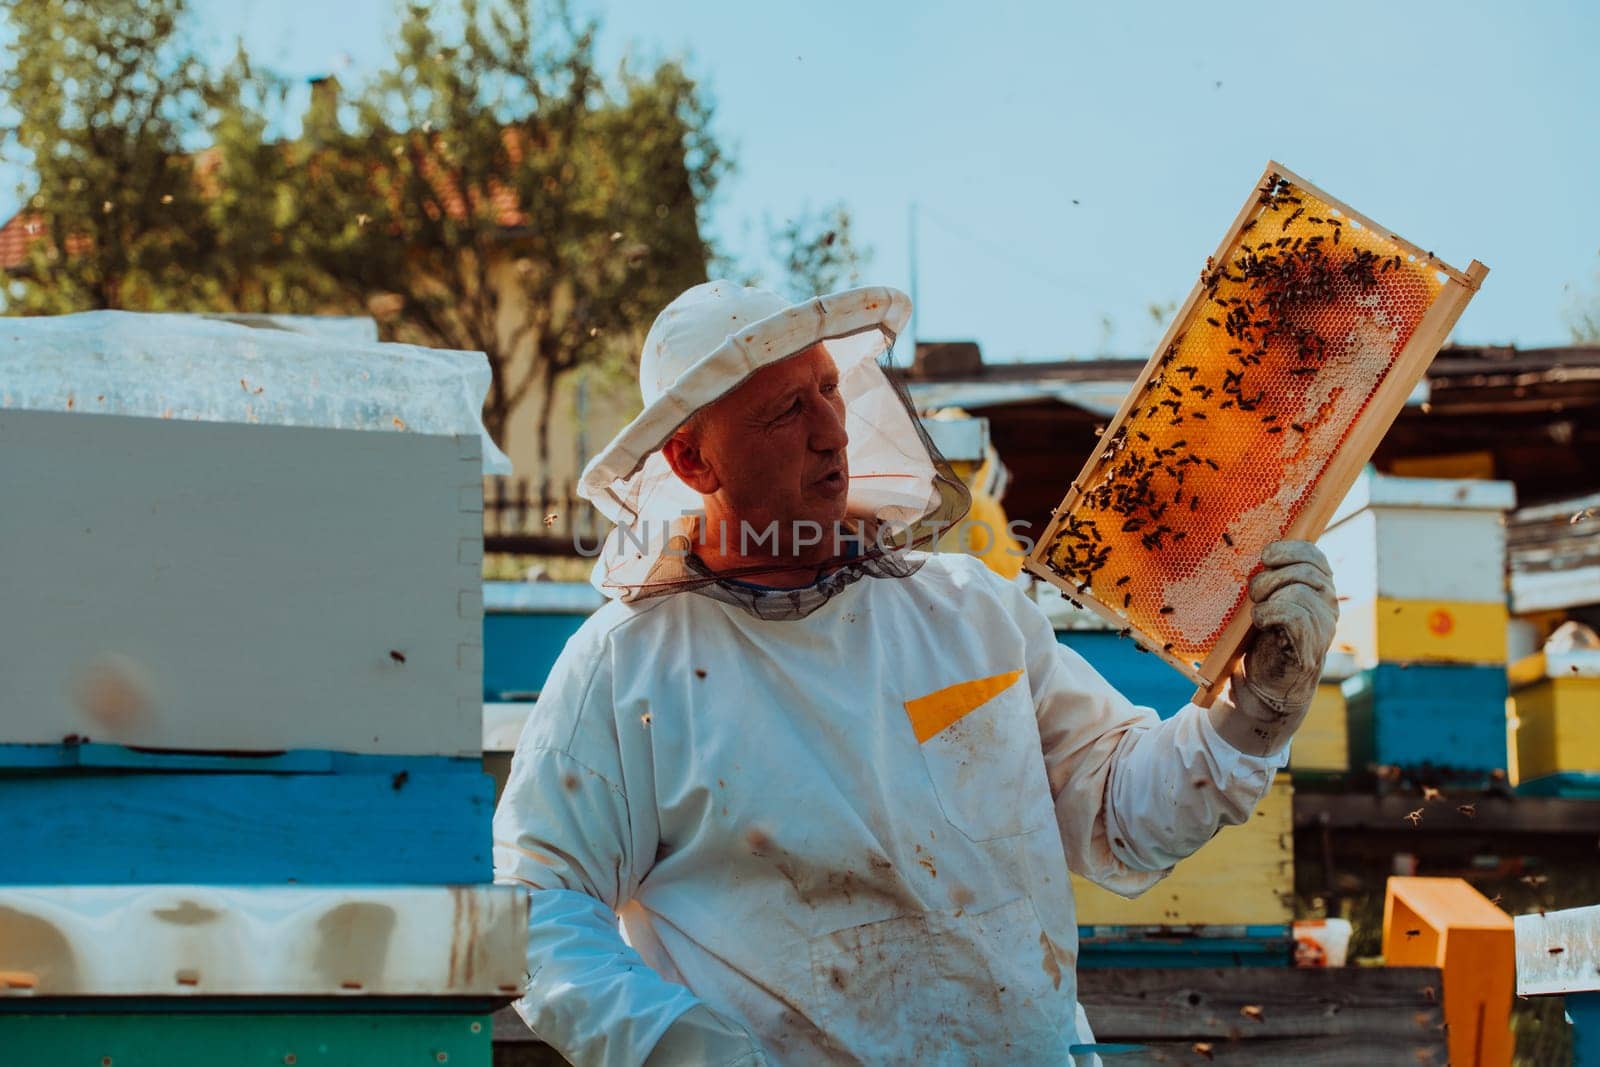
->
1290;651;1356;773
1511;650;1600;781
1071;773;1292;926
1332;597;1509;668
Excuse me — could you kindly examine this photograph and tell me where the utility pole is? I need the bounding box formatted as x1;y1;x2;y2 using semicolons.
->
907;201;919;367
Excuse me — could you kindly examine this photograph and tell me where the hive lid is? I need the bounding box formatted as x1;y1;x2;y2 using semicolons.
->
1326;468;1517;528
0;310;511;473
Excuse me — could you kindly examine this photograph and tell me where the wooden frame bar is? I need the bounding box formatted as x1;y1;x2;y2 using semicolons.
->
1024;160;1488;706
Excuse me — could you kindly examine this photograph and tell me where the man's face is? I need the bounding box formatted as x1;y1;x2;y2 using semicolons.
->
666;344;850;547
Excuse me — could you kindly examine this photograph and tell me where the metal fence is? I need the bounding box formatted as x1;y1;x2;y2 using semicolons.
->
482;476;606;556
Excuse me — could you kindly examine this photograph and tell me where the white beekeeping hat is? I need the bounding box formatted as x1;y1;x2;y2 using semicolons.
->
577;280;969;607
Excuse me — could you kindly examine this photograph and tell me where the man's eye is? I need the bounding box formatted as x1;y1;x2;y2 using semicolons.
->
821;382;839;395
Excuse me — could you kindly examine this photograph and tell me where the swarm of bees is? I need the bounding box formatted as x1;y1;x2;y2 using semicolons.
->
1039;169;1453;672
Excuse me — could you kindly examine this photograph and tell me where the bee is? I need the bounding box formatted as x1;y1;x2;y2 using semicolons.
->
1159;605;1175;615
1123;592;1132;608
1115;575;1131;587
390;650;408;664
1222;532;1234;547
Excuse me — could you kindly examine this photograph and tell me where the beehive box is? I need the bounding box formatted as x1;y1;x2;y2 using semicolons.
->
1344;663;1508;776
0;410;485;756
0;313;523;1067
1319;471;1515;668
1070;773;1293;927
1511;649;1600;786
1289;650;1357;775
1026;163;1487;704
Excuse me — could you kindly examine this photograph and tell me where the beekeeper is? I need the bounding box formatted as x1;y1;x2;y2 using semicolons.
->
493;281;1338;1065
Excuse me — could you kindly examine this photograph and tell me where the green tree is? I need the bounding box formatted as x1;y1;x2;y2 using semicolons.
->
765;201;870;301
0;0;216;312
291;0;724;468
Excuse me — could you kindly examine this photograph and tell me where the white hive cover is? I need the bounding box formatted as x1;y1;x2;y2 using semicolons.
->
0;310;511;473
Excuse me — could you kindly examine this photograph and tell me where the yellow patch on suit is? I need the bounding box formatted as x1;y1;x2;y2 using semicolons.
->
904;670;1025;743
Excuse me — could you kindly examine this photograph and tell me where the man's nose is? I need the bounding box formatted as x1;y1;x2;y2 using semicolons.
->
808;393;849;453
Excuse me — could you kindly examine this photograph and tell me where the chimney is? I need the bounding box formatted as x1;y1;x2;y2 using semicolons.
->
912;341;984;380
304;74;342;141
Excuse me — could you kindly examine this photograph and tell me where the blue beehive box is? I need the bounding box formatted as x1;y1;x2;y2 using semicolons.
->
1056;631;1195;716
1343;663;1508;777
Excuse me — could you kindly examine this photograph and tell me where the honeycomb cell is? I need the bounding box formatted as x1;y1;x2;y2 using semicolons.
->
1037;168;1464;678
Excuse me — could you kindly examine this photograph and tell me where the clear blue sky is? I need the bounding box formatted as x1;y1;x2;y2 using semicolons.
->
6;0;1597;359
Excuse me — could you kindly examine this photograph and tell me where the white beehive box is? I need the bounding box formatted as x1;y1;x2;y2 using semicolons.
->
1318;470;1516;604
0;313;507;757
1318;470;1515;668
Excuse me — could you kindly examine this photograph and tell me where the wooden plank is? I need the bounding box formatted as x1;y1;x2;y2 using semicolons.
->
1071;775;1293;926
0;768;491;884
1078;1035;1447;1064
0;410;483;756
492;970;1449;1061
0;885;526;997
1293;791;1600;836
0;1013;491;1067
1077;966;1446;1041
1514;904;1600;996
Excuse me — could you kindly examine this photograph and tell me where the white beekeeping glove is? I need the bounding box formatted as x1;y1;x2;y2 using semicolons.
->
1209;539;1339;757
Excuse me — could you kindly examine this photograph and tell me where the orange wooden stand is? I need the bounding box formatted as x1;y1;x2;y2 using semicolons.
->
1383;876;1514;1066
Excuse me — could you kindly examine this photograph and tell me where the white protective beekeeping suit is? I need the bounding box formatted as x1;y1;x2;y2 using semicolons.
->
493;281;1297;1066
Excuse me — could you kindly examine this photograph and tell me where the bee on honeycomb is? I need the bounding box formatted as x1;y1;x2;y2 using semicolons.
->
1032;164;1486;693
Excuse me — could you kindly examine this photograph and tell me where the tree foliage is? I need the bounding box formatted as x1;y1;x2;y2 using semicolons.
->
295;0;723;455
0;0;871;476
765;202;870;302
0;0;216;311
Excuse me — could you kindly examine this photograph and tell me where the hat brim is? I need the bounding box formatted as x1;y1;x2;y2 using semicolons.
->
579;286;912;523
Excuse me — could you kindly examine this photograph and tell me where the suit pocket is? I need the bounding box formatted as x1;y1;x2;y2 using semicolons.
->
906;670;1053;842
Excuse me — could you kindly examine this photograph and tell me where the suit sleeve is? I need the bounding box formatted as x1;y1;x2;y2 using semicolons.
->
492;624;714;1067
997;575;1289;897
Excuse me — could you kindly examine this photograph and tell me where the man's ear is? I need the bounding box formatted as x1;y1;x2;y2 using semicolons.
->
662;430;720;494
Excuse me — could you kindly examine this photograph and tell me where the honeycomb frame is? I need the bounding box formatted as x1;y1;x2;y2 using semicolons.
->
1024;161;1488;705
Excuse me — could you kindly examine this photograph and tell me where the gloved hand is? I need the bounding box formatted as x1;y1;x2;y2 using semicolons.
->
1208;539;1339;757
645;1002;768;1066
